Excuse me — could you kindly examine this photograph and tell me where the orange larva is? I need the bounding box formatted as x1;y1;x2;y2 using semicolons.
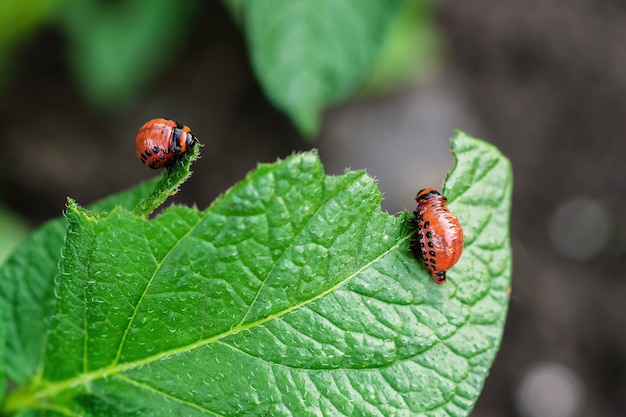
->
135;118;198;169
410;188;464;284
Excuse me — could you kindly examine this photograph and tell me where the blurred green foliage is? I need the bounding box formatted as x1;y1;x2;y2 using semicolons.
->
0;0;200;109
226;0;441;136
59;0;200;110
0;0;440;135
0;0;67;92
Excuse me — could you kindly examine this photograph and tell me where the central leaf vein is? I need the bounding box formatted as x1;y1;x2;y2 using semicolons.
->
36;231;410;403
237;172;365;326
115;375;225;416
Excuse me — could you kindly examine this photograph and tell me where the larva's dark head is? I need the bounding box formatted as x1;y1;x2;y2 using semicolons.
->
171;121;198;155
415;188;446;203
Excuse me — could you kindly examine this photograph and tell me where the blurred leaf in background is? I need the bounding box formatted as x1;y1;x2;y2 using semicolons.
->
0;0;200;110
57;0;200;111
0;0;67;94
228;0;410;137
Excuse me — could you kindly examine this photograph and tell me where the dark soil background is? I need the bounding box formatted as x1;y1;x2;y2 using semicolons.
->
1;1;625;416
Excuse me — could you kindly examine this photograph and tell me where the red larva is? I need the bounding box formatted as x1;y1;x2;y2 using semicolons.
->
410;188;464;284
135;118;198;169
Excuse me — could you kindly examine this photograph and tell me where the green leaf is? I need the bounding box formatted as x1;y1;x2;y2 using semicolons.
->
0;145;198;387
238;0;404;136
1;132;512;416
0;218;67;385
0;285;5;403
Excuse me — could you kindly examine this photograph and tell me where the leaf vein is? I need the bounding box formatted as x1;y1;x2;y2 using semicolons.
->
111;217;203;366
236;172;367;326
115;374;225;416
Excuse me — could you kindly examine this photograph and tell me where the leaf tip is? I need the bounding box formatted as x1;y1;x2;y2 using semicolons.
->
291;107;320;138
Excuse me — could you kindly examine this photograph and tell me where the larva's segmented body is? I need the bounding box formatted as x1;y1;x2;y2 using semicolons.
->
410;188;464;284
